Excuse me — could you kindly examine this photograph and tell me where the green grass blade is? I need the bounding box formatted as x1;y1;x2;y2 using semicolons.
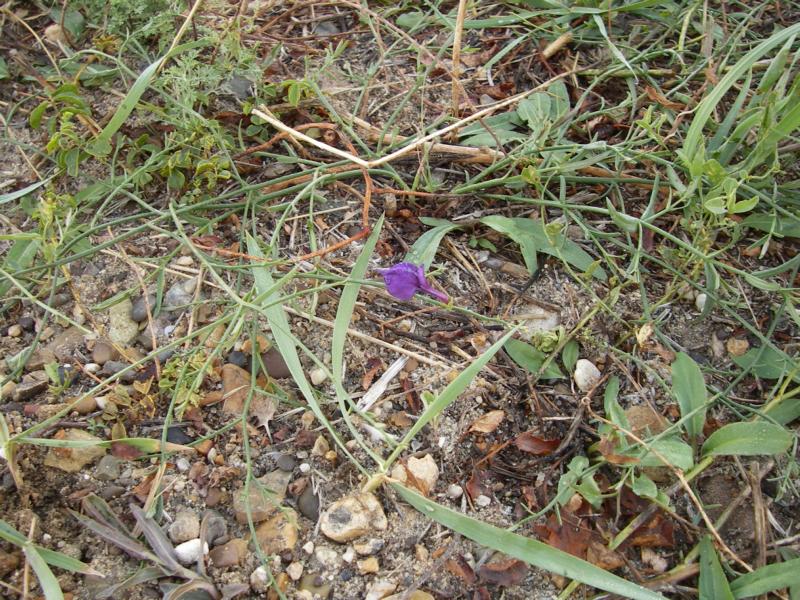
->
246;234;366;473
730;557;800;598
384;327;516;469
392;484;665;600
682;21;800;164
23;545;64;600
699;536;734;600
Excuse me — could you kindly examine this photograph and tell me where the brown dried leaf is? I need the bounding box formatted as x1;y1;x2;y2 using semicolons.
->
249;394;276;431
536;509;591;559
586;538;625;570
468;410;506;434
361;358;383;390
644;86;683;110
630;513;674;548
465;469;491;501
446;555;476;584
513;432;559;455
477;558;528;587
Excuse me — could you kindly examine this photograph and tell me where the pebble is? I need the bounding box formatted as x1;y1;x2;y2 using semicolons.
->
19;316;35;331
475;494;492;507
342;547;355;563
298;574;331;599
314;546;341;569
84;363;101;374
13;371;49;401
173;538;207;566
47;327;85;362
302;541;315;555
169;510;200;544
309;367;328;386
204;511;228;546
166;427;193;446
311;436;330;457
299;463;311;474
227;350;248;369
573;359;601;392
165;277;198;311
276;453;296;472
357;556;379;574
695;293;708;312
365;580;397;600
253;508;299;555
726;337;749;357
208;538;247;567
297;485;320;521
406;454;439;495
261;348;291;378
286;561;304;581
44;429;106;472
250;566;270;593
319;493;387;543
101;361;135;383
176;256;194;267
233;469;292;523
7;324;22;337
94;455;123;481
176;457;191;473
446;484;464;499
353;538;384;556
91;340;117;365
384;592;435;600
108;299;139;345
49;292;70;308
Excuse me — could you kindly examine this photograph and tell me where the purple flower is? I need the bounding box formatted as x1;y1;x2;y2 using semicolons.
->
376;262;449;303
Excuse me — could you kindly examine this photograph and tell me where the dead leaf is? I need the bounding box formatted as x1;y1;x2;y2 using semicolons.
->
472;588;491;600
446;556;476;584
111;441;143;460
249;394;276;431
587;539;624;570
469;410;506;434
630;513;674;548
644;86;683;110
477;558;528;587
362;358;383;390
465;469;492;501
460;43;498;67
513;432;559;455
222;363;251;415
535;508;592;559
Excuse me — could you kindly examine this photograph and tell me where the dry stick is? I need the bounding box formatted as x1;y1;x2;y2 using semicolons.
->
157;0;204;75
748;460;768;569
451;0;469;116
542;31;574;60
252;69;576;170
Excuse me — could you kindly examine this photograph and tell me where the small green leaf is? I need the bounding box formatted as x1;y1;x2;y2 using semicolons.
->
631;473;658;499
702;422;792;457
0;57;9;79
504;338;564;379
699;536;734;600
561;340;579;373
671;352;707;441
396;10;427;31
406;218;460;269
730;557;800;598
30;102;49;129
638;437;694;471
732;346;800;381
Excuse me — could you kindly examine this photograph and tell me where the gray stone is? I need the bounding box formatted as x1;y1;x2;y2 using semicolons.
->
276;454;296;472
108;299;139;345
130;293;156;323
261;348;290;378
13;371;48;401
91;340;117;365
46;327;85;362
298;485;320;522
169;510;200;544
94;455;123;481
164;278;199;311
204;511;228;546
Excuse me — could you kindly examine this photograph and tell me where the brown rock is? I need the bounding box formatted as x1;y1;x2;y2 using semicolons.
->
726;337;749;357
72;396;97;415
262;348;291;378
92;340;118;365
357;556;379;574
209;538;248;568
13;371;49;401
253;509;299;555
47;327;86;362
43;429;106;473
233;469;292;523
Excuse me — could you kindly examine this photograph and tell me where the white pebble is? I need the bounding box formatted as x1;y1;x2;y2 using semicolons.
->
176;458;191;472
174;538;208;565
302;541;315;555
475;495;491;507
573;359;601;392
7;324;22;337
342;547;356;563
286;561;304;580
176;256;194;267
84;363;101;374
446;484;463;499
695;293;707;312
299;463;311;474
95;396;107;410
250;566;269;592
310;367;328;386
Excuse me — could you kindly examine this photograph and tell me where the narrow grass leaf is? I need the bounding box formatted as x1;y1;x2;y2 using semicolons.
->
671;352;707;441
37;547;103;576
699;536;733;600
683;22;800;163
730;557;800;598
247;235;365;472
23;545;63;600
0;176;55;204
392;484;665;600
95;566;163;599
592;15;636;76
69;509;157;563
385;328;516;468
702;422;792;457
